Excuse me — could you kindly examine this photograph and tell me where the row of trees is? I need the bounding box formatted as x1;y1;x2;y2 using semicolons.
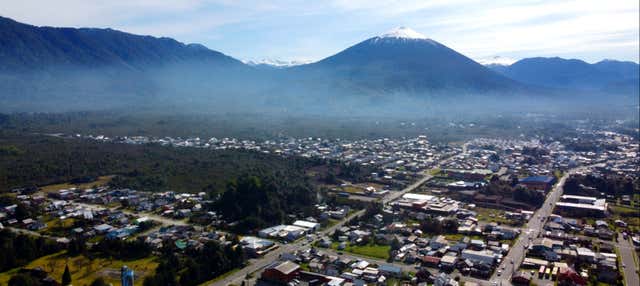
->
564;174;638;197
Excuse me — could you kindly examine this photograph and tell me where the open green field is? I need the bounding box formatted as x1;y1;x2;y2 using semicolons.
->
0;251;158;286
474;207;511;225
331;242;390;260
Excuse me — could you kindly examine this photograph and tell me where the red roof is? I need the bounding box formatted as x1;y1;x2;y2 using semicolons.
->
422;256;441;264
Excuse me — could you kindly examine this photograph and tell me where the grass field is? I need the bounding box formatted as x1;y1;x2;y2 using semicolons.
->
331;242;390;260
39;175;115;193
0;251;158;286
474;207;511;225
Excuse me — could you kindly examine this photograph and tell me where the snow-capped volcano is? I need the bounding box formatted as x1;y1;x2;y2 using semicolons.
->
379;27;427;39
294;28;519;92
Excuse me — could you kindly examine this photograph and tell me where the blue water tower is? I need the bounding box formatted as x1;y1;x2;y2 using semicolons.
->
121;266;134;286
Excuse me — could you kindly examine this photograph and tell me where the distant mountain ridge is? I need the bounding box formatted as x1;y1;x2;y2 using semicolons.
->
487;57;639;92
0;16;243;72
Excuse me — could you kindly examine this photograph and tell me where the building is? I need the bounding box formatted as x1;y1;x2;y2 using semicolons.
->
519;176;556;191
512;271;533;285
293;220;320;231
558;267;587;286
461;249;497;265
240;236;276;257
443;169;492;181
262;261;301;284
555;195;608;217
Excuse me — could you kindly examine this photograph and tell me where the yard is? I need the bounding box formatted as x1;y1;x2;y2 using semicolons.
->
0;251;158;286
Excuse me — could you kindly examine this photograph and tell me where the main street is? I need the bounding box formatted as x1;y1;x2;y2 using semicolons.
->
487;163;606;286
618;237;639;286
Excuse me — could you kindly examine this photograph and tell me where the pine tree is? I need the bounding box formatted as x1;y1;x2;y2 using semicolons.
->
62;264;71;286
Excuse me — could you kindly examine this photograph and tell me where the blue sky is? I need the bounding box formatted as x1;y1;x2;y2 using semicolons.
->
2;0;638;64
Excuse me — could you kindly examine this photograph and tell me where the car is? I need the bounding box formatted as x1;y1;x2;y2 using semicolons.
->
337;251;343;255
622;263;626;268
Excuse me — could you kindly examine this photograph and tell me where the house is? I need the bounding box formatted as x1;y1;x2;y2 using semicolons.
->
461;249;497;265
378;264;402;277
440;255;458;270
512;271;532;285
558;267;587;286
576;247;596;263
422;256;440;267
434;272;459;286
93;224;113;234
430;235;448;249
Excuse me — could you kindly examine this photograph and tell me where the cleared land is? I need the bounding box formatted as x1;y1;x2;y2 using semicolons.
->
0;251;158;286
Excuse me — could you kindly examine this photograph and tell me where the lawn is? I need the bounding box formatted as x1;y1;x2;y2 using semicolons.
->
444;233;484;242
332;242;390;260
474;207;511;225
0;251;158;286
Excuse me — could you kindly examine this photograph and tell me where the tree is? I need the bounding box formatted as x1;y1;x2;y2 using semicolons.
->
8;274;38;286
90;277;109;286
62;264;72;286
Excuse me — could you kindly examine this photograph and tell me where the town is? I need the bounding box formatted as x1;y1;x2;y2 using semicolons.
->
1;127;638;286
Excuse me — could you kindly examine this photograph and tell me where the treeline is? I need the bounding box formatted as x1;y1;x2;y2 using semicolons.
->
0;132;320;193
564;174;638;197
65;236;152;260
214;174;317;233
0;230;62;272
143;241;245;286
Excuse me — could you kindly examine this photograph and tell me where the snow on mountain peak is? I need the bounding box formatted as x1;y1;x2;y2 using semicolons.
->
243;58;313;68
380;27;427;39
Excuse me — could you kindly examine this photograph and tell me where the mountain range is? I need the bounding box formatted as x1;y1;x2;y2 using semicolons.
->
487;57;639;93
0;16;637;113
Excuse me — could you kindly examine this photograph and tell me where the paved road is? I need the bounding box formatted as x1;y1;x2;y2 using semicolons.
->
489;163;606;286
211;208;367;286
212;173;436;286
617;237;639;286
7;226;64;240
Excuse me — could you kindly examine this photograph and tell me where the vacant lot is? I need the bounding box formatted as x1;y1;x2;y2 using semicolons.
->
331;242;390;260
0;251;158;286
